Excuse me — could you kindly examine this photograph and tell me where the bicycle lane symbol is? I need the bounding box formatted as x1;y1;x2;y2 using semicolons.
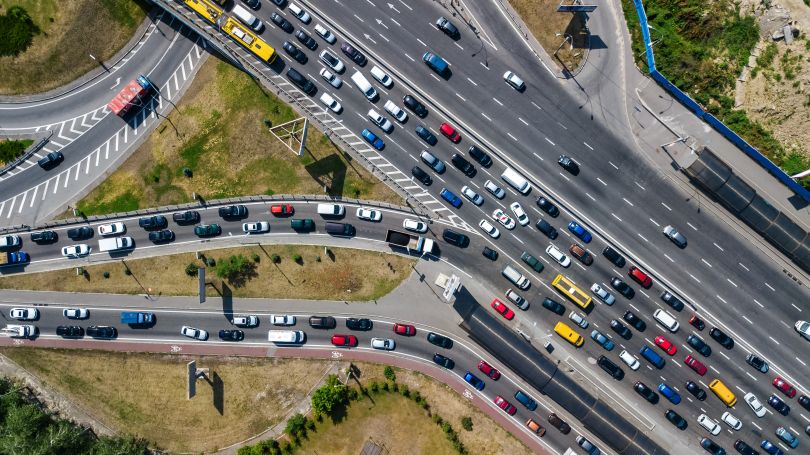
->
463;389;473;400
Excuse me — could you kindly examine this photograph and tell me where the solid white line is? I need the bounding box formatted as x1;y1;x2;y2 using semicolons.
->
596;177;607;186
545;137;555;146
583;142;593;150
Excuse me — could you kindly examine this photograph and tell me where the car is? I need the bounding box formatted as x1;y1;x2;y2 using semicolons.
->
288;3;311;23
610;319;632;339
687;381;707;400
619;349;641;370
721;412;742;431
628;266;653;288
590;330;615;351
536;197;560;217
467;145;492;167
775;427;799;448
710;327;734;349
597;355;624;380
461;186;484;205
795;320;810;340
340;41;366;65
433;353;455;368
450;154;476;177
567;221;592;242
367;109;393;133
492;209;515;230
37;151;64;169
270;12;294;33
271;314;296;326
242;222;270;233
194;224;221;237
557;155;580;175
439;122;461;143
569;244;593;265
270;204;294;217
420;150;445;173
67;226;93;240
746;354;769;373
319;70;342;91
361;128;385;150
415;125;438;145
371;338;396;350
690;314;706;330
474;361;501;381
548;413;571;434
9;308;38;320
464;372;485;390
658;383;681;404
648;337;676;357
290;218;315;232
440;188;462;208
568;311;588;328
623;311;646;331
799;394;810;411
442;229;469;247
546;244;570;267
219;329;244;341
356;207;382;221
173;210;200;224
482;247;498;261
663;225;687;248
760;440;783;455
542;297;565;315
435;16;460;38
491;298;515;320
701;438;726;455
139;215;168;230
660;291;685;311
665;409;688;430
148;229;174;243
62;244;90;258
520;251;543;272
219;205;247;219
602;246;626;267
342;318;371;331
494;395;517;415
591;284;616;305
503;70;526;91
56;325;83;338
610;277;634;298
634;381;659;404
484;180;506;199
411;166;432;185
393;323;416;336
97;222;125;236
744;392;767;417
309;316;336;329
733;440;758;455
30;230;57;243
576;436;599;455
287;68;315;94
383;100;407;122
369;66;393;88
478;219;500;238
181;325;208;341
509;202;530;226
526;419;545;436
331;334;358;347
514;390;537;411
295;29;317;50
772;376;797;398
86;326;116;338
684;355;708;375
313;23;336;43
427;332;453;349
233;316;258;328
63;308;88;319
536;219;558;239
403;95;428;117
403;219;428;233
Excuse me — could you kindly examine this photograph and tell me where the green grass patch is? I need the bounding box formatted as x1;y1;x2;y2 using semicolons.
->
0;139;33;165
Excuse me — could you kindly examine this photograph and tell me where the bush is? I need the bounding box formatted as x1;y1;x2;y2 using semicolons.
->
206;257;216;267
0;139;33;165
460;416;473;431
400;384;410;398
272;254;281;264
441;421;452;434
370;381;379;393
102;271;110;279
381;382;389;392
384;366;396;382
412;391;422;403
252;253;260;263
185;263;199;277
293;254;303;263
215;254;256;285
392;383;399;392
123;268;132;276
432;414;442;424
311;374;348;416
315;255;321;262
0;6;39;57
284;413;308;438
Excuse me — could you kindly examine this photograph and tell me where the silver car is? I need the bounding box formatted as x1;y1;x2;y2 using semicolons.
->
663;225;687;248
503;71;526;91
367;109;393;133
271;314;296;326
63;308;89;319
319;50;344;73
590;283;616;305
371;337;396;350
461;186;484;205
484;180;505;199
181;325;208;341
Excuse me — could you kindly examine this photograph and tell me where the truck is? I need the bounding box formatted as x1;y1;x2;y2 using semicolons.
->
120;312;154;326
98;236;133;252
107;75;153;117
385;230;436;254
0;251;29;266
1;324;36;338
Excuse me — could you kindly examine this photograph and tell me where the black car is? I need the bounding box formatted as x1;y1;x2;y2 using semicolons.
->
547;413;571;434
403;95;428;117
308;316;336;329
283;41;308;64
687;335;712;357
138;215;167;230
610;319;632;340
415;126;438;145
442;229;469;247
634;381;659;404
30;230;57;243
148;229;174;243
768;394;790;415
340;41;366;65
295;30;318;50
56;325;83;338
37;151;63;169
746;353;769;373
700;438;726;455
467;145;492;167
665;410;688;430
435;16;460;38
686;381;707;400
557;155;580;175
173;210;200;224
610;277;635;299
244;0;261;8
67;226;93;240
219;329;244;341
86;326;116;338
709;327;734;349
286;68;316;94
482;247;498;261
660;291;685;311
427;332;453;349
346;318;372;331
602;246;626;268
597;355;624;380
798;394;810;411
450;154;476;177
411;166;432;185
194;224;221;237
271;12;294;33
623;311;646;331
433;353;454;369
536;197;560;217
218;205;247;218
536;219;558;239
733;440;758;455
541;298;565;315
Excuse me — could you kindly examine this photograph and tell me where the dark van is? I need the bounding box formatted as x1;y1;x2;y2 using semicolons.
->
325;222;355;236
286;68;316;95
639;345;666;369
291;219;315;232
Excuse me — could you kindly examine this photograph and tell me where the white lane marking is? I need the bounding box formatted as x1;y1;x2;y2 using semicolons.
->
455;93;466;102
686;222;698;231
507;132;517;141
518;117;528;126
467;77;477;86
585;193;596;201
532;152;544;161
584;142;593;150
492;97;503;106
716;295;726;304
768;336;780;345
661;202;672;211
545;137;555;146
663;254;675;263
557;122;567;130
765;282;775;291
739;262;749;271
531;101;542;110
634;182;645;191
741;315;752;324
622;198;634;207
404;53;415;62
611;213;622;222
637;233;648;242
511;233;524;244
558;173;570;182
796;357;807;366
727;278;738;288
688;273;701;283
649;218;660;227
754;299;764;308
609;161;618;170
596;177;607;186
481;112;492;122
701;258;712;268
713;242;724;251
792;303;801;312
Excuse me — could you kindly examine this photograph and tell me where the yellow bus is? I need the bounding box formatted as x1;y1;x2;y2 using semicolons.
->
708;379;737;407
222;18;277;63
183;0;223;25
554;322;584;347
551;274;593;312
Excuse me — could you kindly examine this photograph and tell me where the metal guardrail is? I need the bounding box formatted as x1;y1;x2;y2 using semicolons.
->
0;132;53;177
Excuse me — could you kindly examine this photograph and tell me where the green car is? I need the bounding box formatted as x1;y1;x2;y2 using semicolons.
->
194;224;221;237
521;251;544;273
290;218;315;231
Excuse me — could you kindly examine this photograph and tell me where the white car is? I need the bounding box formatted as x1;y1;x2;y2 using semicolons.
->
721;411;742;431
319;93;342;113
271;314;296;326
319;68;342;88
62;244;90;258
371;337;396;350
242;221;270;233
619;349;640;370
181;325;208;341
478;219;500;238
403;219;427;233
314;24;336;44
319;50;344;73
0;235;20;248
356;207;382;221
590;283;615;305
491;209;515;230
509;202;529;226
796;320;810;340
4;324;36;338
367;109;393;133
545;244;571;267
484;180;505;199
461;186;484;205
233;315;259;327
744;392;766;418
288;3;311;23
370;66;393;88
505;289;529;310
568;311;588;329
383;100;407;122
697;414;721;436
63;308;89;319
98;222;125;236
9;307;38;320
503;70;526;91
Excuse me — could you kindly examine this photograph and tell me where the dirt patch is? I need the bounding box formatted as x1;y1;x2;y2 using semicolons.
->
509;0;588;72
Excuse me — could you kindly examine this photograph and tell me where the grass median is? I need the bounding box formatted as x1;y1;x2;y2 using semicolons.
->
509;0;588;72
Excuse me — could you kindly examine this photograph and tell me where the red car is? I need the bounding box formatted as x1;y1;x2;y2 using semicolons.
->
491;298;515;320
494;395;517;415
689;314;705;330
270;204;294;216
684;355;707;376
477;360;501;380
654;335;677;356
773;376;797;398
330;334;358;347
393;323;416;336
628;266;652;289
439;122;461;143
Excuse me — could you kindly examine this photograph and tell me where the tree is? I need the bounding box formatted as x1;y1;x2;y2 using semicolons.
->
311;374;348;416
284;413;307;438
460;416;473;431
383;366;395;382
215;254;256;286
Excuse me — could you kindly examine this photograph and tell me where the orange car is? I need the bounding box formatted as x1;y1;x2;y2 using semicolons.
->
270;204;294;216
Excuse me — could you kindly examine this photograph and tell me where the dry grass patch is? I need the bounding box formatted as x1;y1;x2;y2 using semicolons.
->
0;245;414;301
509;0;588;72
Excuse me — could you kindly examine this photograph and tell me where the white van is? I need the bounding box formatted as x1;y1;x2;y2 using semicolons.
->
267;330;306;344
232;4;264;32
369;66;393;88
98;236;133;252
317;203;345;217
501;167;531;194
653;309;680;332
350;71;377;101
502;265;530;290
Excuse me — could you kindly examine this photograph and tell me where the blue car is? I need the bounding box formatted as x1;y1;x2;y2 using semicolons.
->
590;329;615;351
464;372;485;390
440;188;462;208
761;439;784;455
415;125;438;146
657;382;681;404
514;390;537;411
361;128;385;150
567;221;592;243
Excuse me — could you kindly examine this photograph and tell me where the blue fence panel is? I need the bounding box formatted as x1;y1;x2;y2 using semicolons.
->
632;0;656;70
651;71;704;115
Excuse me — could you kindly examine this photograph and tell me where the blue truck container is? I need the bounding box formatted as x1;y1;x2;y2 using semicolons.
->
422;52;449;76
0;251;28;266
120;312;154;325
640;345;666;369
